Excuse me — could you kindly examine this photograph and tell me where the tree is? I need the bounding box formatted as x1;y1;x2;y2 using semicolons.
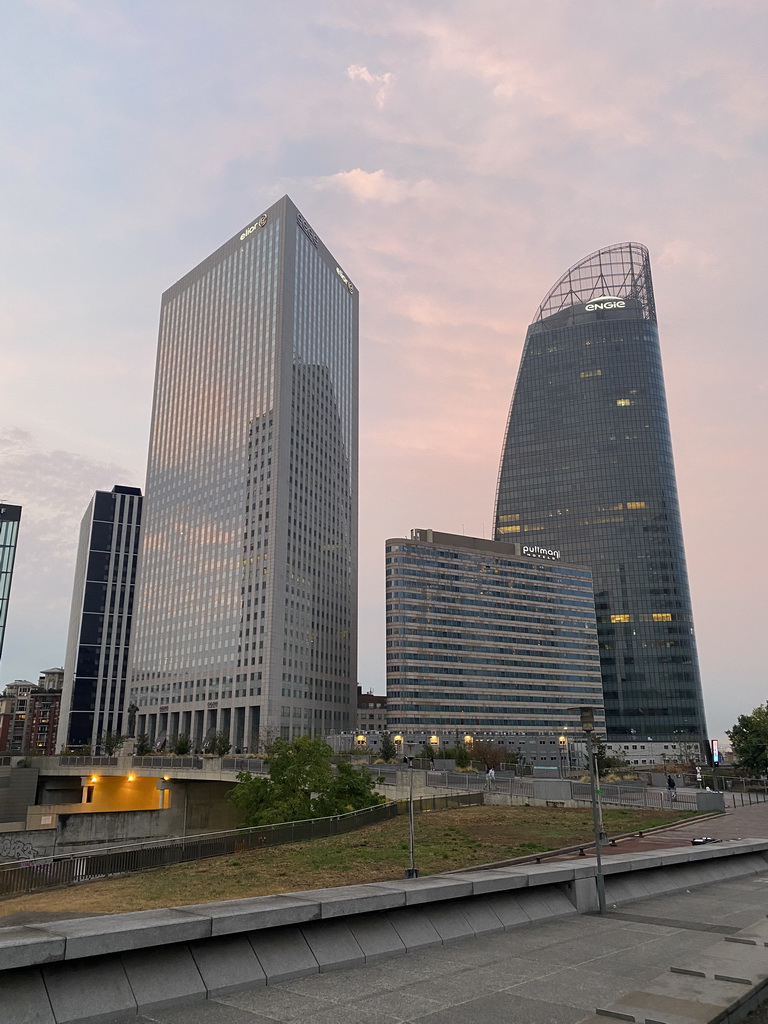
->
454;744;472;770
173;733;192;755
379;732;397;762
211;731;232;757
471;741;506;770
135;733;151;756
102;731;124;755
228;736;383;826
591;737;630;777
728;703;768;775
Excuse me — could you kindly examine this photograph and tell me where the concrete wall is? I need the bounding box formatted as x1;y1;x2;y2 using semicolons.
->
0;766;39;823
1;838;768;1024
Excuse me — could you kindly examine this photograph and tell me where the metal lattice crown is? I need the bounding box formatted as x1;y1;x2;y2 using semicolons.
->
534;242;656;323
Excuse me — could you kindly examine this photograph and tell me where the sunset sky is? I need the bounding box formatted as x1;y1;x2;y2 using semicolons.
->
1;0;766;745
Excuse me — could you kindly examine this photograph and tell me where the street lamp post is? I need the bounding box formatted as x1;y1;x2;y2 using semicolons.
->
580;706;606;915
403;755;419;878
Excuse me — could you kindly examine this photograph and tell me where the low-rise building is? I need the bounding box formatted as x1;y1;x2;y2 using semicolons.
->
386;529;605;741
356;688;387;735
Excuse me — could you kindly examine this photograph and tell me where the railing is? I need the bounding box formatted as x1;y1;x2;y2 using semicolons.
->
426;771;536;800
58;756;118;767
570;781;699;811
131;756;203;770
0;791;482;898
729;789;768;807
221;757;268;774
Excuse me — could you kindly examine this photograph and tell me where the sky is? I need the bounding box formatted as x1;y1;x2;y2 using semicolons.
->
1;0;766;746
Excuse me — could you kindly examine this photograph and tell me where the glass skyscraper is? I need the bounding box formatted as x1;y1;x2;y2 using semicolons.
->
0;502;21;667
58;486;142;749
495;243;708;748
128;196;358;750
386;529;604;738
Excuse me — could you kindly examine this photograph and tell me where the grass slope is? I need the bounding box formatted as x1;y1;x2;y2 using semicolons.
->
0;804;693;917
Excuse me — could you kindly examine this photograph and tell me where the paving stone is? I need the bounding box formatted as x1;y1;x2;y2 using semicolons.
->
146;1001;278;1024
121;943;206;1011
0;924;65;969
422;903;474;943
0;965;55;1024
300;919;365;971
346;912;407;960
29;909;211;959
218;984;334;1020
602;972;739;1024
189;933;266;995
42;954;136;1024
385;907;442;951
175;894;322;935
415;990;586;1024
248;924;319;982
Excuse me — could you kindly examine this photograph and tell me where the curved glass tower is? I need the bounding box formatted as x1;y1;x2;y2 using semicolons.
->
494;243;708;747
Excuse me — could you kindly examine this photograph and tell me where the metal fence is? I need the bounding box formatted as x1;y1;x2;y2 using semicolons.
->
221;757;268;774
728;789;768;807
58;756;118;767
0;791;482;898
426;771;536;800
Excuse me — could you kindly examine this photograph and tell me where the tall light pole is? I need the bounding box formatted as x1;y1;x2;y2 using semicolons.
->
403;755;419;878
580;706;606;914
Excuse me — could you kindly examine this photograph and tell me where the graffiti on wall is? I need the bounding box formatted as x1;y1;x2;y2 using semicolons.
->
0;835;43;861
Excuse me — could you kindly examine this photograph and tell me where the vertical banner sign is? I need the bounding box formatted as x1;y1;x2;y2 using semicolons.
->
711;739;719;763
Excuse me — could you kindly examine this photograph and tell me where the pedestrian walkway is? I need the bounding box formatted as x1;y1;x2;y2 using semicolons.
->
102;867;768;1024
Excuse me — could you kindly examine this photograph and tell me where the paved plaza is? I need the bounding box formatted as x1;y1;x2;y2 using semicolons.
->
84;867;768;1024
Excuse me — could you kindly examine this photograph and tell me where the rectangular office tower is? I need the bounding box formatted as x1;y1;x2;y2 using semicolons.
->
128;196;358;751
386;530;604;738
0;502;22;666
58;486;143;749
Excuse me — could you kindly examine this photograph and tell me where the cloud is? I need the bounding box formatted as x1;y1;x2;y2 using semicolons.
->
347;64;393;109
315;167;435;204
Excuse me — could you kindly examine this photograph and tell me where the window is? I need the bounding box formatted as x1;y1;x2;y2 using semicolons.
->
610;614;630;623
626;501;646;510
616;398;632;406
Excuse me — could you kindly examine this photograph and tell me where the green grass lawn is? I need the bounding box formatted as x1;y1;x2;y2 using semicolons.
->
0;803;695;917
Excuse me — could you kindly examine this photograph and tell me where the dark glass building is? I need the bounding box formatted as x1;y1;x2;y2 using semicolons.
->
494;243;708;749
0;502;22;666
58;486;143;749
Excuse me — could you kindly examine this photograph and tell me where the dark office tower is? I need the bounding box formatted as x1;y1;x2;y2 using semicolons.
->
0;503;22;666
494;243;708;751
128;196;358;751
58;486;142;749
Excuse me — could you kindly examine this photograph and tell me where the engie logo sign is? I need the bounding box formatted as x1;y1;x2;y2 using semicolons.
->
585;294;625;311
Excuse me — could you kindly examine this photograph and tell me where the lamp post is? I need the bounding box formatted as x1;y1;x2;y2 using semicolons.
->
580;706;606;915
403;755;419;878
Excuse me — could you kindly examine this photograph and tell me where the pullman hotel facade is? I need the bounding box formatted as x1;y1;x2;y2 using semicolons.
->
385;529;605;740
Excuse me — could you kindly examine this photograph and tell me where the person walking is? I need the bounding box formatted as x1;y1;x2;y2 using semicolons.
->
486;767;495;789
667;774;677;801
